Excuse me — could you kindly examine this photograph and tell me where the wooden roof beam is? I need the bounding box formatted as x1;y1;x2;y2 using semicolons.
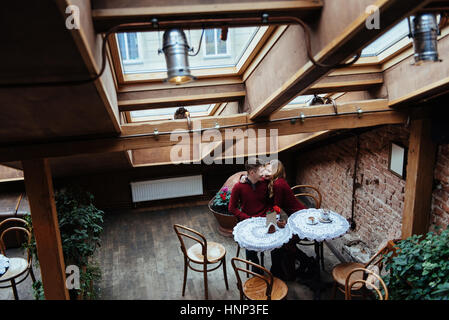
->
91;0;323;32
303;72;383;95
118;83;246;112
245;0;432;120
0;99;407;162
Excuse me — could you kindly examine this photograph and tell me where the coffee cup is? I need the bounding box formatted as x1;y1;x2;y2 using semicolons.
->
321;209;330;221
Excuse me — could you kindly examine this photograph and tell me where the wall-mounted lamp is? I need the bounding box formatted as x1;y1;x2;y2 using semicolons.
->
408;13;442;65
161;29;196;84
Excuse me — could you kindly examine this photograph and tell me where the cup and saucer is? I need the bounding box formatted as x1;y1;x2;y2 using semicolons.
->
319;209;332;223
306;216;318;225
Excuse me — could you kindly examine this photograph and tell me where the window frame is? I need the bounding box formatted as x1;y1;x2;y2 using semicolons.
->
117;32;143;65
203;28;231;58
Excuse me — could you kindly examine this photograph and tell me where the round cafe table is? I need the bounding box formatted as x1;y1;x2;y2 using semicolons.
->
288;208;350;243
233;216;293;267
288;208;350;300
0;254;10;277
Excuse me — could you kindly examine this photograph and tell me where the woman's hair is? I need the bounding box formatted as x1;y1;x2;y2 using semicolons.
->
268;159;286;198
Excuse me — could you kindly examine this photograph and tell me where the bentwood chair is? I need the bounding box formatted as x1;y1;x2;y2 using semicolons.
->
231;257;288;300
173;224;229;300
344;267;389;300
331;239;399;300
291;185;325;270
0;217;37;300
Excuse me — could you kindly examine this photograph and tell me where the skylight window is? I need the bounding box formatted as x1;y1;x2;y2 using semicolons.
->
113;26;268;82
285;94;327;107
130;104;213;122
361;19;410;57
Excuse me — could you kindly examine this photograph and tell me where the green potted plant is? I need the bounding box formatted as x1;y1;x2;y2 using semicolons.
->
382;227;449;300
25;185;104;300
208;186;237;237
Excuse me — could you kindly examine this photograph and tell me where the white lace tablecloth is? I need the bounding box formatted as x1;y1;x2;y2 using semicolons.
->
288;208;350;242
233;217;293;252
0;254;9;276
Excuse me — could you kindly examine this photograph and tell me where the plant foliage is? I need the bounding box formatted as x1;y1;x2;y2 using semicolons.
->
382;227;449;300
211;187;233;215
25;185;104;300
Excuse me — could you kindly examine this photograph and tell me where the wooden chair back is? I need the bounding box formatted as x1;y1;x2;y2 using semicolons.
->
0;218;32;264
291;185;322;209
231;257;274;300
363;239;400;271
345;267;389;300
173;224;209;263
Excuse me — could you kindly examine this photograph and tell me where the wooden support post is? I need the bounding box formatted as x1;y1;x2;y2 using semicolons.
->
402;119;437;239
22;159;69;300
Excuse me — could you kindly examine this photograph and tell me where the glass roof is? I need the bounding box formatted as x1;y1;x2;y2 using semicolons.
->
286;94;327;107
117;27;261;75
361;19;410;57
130;104;213;121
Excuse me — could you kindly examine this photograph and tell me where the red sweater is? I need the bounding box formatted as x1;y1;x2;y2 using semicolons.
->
273;178;306;216
229;179;270;220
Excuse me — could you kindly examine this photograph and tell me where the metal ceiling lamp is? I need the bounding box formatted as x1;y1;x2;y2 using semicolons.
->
408;13;442;65
161;29;196;85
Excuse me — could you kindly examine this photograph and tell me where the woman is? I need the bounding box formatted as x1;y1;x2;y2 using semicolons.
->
266;159;306;216
238;160;306;215
265;160;311;280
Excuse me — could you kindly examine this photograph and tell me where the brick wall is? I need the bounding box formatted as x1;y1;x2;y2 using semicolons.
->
431;144;449;229
295;125;409;253
295;124;449;254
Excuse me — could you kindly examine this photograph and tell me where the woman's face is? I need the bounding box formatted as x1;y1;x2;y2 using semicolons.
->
261;164;272;178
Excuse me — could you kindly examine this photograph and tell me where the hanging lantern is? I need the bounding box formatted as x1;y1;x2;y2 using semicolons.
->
162;29;196;84
409;13;441;65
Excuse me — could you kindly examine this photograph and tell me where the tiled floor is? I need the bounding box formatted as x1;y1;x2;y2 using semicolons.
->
1;204;345;300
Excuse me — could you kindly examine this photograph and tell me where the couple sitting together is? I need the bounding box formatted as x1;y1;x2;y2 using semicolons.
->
228;158;311;280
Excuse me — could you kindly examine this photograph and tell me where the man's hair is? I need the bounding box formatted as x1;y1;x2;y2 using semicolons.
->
245;158;264;172
174;107;188;119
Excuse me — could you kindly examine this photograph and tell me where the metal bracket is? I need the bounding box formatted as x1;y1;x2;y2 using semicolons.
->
262;13;269;24
153;128;159;139
215;122;220;129
356;108;363;118
300;112;305;123
330;98;338;115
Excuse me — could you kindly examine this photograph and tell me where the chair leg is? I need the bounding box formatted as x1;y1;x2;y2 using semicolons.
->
222;256;229;290
203;263;208;300
30;267;37;284
11;279;19;300
182;256;188;296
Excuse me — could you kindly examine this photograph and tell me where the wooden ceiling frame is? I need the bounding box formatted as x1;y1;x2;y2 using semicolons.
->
244;0;433;121
91;0;324;32
0;99;409;163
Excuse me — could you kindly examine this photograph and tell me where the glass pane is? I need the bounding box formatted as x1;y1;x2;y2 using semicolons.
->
131;104;212;119
118;27;261;75
361;19;410;57
117;33;127;60
205;29;216;55
127;33;139;60
217;29;228;55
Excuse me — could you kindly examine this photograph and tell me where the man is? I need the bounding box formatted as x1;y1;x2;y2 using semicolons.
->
229;158;270;269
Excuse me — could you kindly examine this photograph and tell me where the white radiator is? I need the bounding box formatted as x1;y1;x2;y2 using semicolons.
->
130;175;203;202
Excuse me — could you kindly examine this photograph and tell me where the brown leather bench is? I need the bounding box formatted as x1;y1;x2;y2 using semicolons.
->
0;192;30;248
